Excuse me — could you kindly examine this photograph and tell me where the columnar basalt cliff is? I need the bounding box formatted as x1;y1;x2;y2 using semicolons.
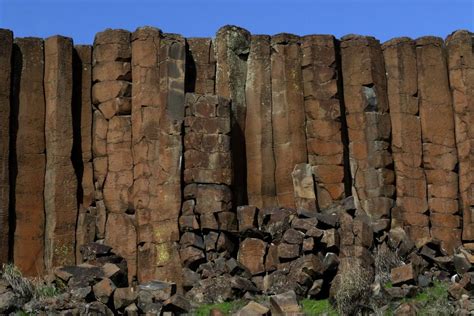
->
0;27;472;292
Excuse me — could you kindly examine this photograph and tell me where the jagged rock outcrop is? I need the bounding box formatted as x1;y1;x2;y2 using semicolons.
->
416;36;461;254
0;29;12;265
0;26;472;290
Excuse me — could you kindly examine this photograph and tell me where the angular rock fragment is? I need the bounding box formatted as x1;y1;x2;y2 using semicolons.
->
270;290;301;314
291;163;317;215
186;38;216;94
238;238;267;275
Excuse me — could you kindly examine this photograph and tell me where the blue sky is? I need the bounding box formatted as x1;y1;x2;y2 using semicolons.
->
0;0;472;45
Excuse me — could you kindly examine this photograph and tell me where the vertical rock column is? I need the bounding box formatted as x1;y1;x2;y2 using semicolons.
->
0;29;12;264
11;38;45;276
271;34;308;208
416;37;461;253
92;29;136;281
132;29;186;284
44;35;77;268
446;31;473;242
340;35;394;220
73;45;96;261
245;35;277;209
382;38;430;247
186;38;216;94
180;94;233;271
215;26;250;206
301;35;346;210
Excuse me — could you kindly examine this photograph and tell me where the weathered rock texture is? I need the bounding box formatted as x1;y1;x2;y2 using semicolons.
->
301;35;347;210
340;35;394;220
215;26;251;206
92;29;136;281
446;31;473;242
416;36;461;253
131;28;185;284
271;34;308;209
245;35;276;209
382;38;430;247
0;29;12;265
44;35;78;269
11;38;46;276
1;26;473;283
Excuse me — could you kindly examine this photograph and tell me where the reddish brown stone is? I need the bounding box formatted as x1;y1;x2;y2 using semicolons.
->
390;263;415;285
12;38;46;276
277;243;300;260
291;163;317;214
0;29;12;264
238;238;267;275
302;35;346;209
340;35;394;219
416;36;461;253
186;38;215;94
245;35;277;209
44;36;77;269
271;34;308;208
237;205;258;231
215;26;250;206
446;31;473;241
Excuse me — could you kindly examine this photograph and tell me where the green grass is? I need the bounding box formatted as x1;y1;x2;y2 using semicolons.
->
384;281;393;289
400;280;453;316
194;300;246;316
301;299;338;316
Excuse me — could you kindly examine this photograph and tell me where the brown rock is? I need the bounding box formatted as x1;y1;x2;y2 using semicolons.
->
163;294;191;313
446;31;473;241
291;163;317;215
237;301;270;316
283;228;305;245
416;36;461;253
0;29;12;265
11;38;46;276
391;263;415;285
114;287;138;310
179;246;205;268
278;243;300;260
186;38;215;94
131;29;185;285
271;34;308;208
238;238;267;275
215;25;250;206
93;278;116;304
265;244;279;272
245;35;277;209
302;35;347;209
340;35;394;219
270;290;301;314
237;205;258;231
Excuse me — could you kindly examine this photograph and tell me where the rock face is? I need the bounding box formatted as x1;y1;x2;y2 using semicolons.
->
131;27;186;284
271;34;308;209
186;38;216;94
92;29;136;281
44;35;78;269
0;29;12;265
301;35;347;210
215;26;251;206
446;31;473;242
245;35;277;209
416;36;461;254
340;35;394;220
382;38;429;247
11;38;46;276
1;26;474;290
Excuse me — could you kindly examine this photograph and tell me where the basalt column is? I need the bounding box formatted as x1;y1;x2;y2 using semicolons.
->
132;28;186;284
340;35;394;220
186;38;216;94
0;29;12;264
11;38;46;276
73;45;95;262
92;29;136;281
382;38;430;247
180;93;233;272
215;26;250;206
416;37;461;253
44;36;78;268
301;35;346;210
271;34;308;208
245;35;277;209
446;31;473;242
